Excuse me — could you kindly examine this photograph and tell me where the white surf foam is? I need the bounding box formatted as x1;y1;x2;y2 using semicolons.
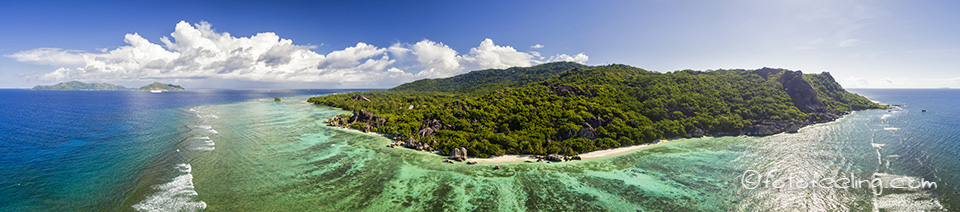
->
881;114;892;119
132;163;207;212
883;127;900;131
192;126;218;134
190;137;215;151
193;146;215;151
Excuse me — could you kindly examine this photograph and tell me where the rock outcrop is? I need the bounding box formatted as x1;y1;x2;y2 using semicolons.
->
323;109;387;132
690;128;705;137
417;119;457;139
449;147;468;162
778;71;824;112
577;123;597;139
534;154;580;162
545;154;564;162
401;138;433;151
785;123;800;133
711;110;847;136
351;94;371;101
753;68;824;113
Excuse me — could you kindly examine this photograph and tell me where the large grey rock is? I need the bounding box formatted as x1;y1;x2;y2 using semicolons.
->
449;147;468;162
753;68;824;113
691;128;705;137
786;124;800;133
545;154;564;162
351;94;371;101
578;123;596;139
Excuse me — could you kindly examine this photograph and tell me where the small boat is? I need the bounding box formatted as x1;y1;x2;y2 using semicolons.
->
150;89;162;93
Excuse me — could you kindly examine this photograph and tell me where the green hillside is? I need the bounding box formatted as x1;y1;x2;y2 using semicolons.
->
309;62;884;157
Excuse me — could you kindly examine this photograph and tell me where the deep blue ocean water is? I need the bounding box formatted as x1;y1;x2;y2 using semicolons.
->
1;88;957;211
0;89;352;211
850;89;960;210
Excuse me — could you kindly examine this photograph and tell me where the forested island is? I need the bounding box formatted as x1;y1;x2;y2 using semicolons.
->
32;81;184;91
32;81;129;90
137;82;185;91
308;62;884;158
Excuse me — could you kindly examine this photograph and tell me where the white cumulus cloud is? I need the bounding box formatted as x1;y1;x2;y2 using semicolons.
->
7;48;86;67
6;21;589;88
462;38;534;70
548;53;590;64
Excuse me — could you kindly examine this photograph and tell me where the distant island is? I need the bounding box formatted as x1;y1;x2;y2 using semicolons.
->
308;62;885;159
137;82;185;91
32;81;128;90
32;81;184;91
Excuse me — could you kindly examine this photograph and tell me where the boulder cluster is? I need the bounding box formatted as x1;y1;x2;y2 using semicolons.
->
708;111;847;136
387;138;438;151
417;119;457;138
324;109;387;133
321;93;386;132
535;154;581;162
449;147;468;162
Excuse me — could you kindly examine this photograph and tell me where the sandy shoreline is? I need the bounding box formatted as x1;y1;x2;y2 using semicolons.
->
471;138;685;163
332;123;688;163
465;110;868;163
323;101;871;165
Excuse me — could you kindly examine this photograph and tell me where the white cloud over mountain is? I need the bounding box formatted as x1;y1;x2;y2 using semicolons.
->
548;53;590;64
6;21;588;87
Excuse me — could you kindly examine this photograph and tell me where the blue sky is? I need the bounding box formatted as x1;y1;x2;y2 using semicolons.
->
1;0;959;89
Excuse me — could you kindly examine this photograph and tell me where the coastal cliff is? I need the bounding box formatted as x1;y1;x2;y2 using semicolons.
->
309;62;884;158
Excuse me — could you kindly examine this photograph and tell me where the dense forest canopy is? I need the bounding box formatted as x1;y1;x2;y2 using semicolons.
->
309;62;883;157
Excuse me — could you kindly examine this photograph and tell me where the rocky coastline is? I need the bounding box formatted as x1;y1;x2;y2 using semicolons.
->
319;67;885;164
321;92;863;165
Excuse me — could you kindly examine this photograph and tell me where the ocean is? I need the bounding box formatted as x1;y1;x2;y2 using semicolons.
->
0;88;956;211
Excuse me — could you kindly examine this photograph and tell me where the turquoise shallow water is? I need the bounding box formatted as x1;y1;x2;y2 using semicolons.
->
173;89;954;211
2;89;957;211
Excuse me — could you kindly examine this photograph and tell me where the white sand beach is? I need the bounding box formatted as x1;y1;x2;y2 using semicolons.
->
471;138;685;163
